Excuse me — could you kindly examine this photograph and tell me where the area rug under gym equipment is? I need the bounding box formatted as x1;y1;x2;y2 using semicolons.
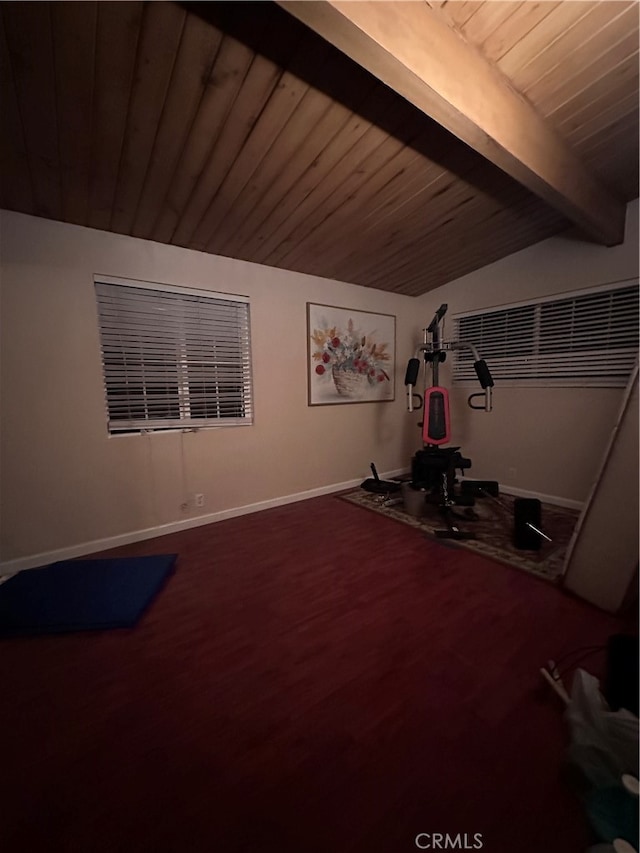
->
0;554;177;638
338;488;579;582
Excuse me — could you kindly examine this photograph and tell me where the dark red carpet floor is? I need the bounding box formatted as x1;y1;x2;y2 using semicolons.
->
0;495;633;852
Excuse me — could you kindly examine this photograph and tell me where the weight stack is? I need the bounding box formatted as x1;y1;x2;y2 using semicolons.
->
513;498;542;550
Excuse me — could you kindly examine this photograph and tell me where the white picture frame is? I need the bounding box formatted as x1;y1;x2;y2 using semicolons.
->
307;303;396;406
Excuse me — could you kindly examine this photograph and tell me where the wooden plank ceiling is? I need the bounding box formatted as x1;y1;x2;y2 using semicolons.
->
1;1;638;297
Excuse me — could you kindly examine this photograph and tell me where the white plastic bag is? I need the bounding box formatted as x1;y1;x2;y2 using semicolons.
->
566;668;639;789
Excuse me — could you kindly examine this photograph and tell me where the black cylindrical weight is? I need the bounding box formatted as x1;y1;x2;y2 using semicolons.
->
513;498;542;550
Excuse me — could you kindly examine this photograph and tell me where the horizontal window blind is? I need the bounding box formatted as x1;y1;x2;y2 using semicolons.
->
453;281;639;387
95;279;252;433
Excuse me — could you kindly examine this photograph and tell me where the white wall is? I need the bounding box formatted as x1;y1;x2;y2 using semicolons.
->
415;199;639;506
563;370;639;612
0;211;424;565
2;201;637;566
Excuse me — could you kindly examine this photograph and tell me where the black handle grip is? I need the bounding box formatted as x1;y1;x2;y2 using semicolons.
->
404;358;420;386
468;393;487;410
474;359;494;389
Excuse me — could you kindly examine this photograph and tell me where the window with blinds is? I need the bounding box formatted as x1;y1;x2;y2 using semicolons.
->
452;280;639;387
95;277;253;434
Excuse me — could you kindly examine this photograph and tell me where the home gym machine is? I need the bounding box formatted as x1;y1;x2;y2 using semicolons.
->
404;304;495;539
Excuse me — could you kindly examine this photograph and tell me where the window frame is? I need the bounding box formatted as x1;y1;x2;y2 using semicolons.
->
451;279;639;389
94;275;253;435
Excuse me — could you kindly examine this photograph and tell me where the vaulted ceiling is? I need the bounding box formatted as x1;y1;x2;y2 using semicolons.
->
1;1;638;296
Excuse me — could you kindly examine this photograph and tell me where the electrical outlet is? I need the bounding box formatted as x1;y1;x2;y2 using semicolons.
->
180;501;188;512
195;493;205;508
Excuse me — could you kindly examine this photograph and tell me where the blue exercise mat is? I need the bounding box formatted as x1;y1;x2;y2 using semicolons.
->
0;554;177;637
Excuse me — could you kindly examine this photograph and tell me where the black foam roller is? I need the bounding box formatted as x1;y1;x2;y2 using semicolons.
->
474;359;494;388
404;358;420;386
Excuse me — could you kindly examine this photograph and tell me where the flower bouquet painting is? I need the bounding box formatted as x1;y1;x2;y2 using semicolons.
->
307;303;395;405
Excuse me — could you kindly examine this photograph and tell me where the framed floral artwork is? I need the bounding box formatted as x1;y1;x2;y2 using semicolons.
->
307;303;396;405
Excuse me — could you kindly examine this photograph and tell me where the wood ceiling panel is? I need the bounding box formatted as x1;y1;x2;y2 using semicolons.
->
577;111;640;161
292;140;489;284
0;13;32;212
404;217;563;292
259;5;589;284
507;2;633;93
437;1;484;30
214;89;376;260
51;2;96;225
563;89;638;149
347;141;453;229
234;83;391;262
533;28;639;118
425;198;565;277
2;2;61;220
299;159;457;281
267;124;409;268
315;159;516;284
246;89;414;266
0;0;637;297
458;1;524;48
479;1;560;64
167;8;306;248
110;2;187;234
281;0;625;244
131;14;224;239
333;172;540;291
550;51;639;129
366;207;554;293
334;174;478;284
205;81;340;254
428;0;638;216
379;196;565;296
267;113;469;273
208;54;376;259
278;155;441;275
335;169;525;286
496;2;598;78
88;1;143;231
582;132;639;203
190;33;332;251
296;119;505;276
168;53;283;246
149;33;256;245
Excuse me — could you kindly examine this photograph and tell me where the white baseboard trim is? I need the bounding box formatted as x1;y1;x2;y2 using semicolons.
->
500;485;584;512
0;468;408;574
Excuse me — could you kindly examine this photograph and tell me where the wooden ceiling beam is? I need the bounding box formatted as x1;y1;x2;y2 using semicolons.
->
277;0;626;246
